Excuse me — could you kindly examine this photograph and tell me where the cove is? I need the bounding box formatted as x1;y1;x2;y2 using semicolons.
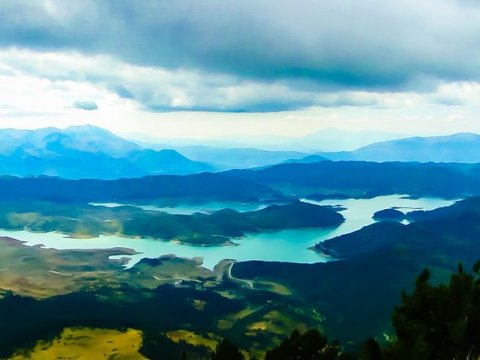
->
0;195;455;269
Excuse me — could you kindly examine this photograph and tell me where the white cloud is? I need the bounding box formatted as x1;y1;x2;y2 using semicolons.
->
0;48;457;112
429;82;480;106
0;48;478;140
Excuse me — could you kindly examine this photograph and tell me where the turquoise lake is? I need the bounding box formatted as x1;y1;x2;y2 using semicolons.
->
0;195;456;269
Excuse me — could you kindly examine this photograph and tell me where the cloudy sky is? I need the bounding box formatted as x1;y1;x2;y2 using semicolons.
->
0;0;479;140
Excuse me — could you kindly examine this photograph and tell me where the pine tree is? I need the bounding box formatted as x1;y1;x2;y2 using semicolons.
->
211;339;245;360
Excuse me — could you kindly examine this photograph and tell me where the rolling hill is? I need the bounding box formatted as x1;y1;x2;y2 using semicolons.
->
225;160;480;198
234;195;480;345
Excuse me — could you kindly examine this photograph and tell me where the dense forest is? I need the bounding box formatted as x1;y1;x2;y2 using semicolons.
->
209;262;480;360
6;262;480;359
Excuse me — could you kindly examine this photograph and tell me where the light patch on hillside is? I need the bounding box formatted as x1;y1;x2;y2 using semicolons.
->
11;327;146;360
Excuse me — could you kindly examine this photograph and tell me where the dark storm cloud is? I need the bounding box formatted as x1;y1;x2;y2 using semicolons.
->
0;0;479;111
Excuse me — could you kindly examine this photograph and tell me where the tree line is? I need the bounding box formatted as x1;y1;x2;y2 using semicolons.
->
209;262;480;360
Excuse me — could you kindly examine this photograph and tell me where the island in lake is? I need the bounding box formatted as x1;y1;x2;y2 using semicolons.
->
373;208;406;222
0;200;344;245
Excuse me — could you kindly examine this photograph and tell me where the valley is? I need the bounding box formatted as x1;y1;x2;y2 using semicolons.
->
0;191;476;359
2;3;480;358
0;126;478;359
0;196;452;269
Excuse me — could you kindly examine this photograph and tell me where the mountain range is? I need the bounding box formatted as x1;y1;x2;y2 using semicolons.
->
136;130;480;165
2;126;480;180
0;126;212;179
2;160;480;204
165;146;321;170
320;132;480;163
226;160;480;198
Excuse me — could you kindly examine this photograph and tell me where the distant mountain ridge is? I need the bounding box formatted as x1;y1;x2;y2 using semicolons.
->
2;160;480;203
320;132;480;163
0;126;212;179
225;160;480;198
127;128;404;152
3;126;480;180
168;146;322;170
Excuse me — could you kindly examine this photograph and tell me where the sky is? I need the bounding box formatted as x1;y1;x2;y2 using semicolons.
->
0;0;479;141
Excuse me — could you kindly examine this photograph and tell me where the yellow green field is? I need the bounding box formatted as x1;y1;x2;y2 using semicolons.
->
166;329;218;350
11;327;146;360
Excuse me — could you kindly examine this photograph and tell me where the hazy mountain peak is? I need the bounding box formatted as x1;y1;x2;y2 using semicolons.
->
59;125;141;156
438;132;480;140
360;132;480;148
63;124;124;138
0;125;213;178
322;132;480;163
63;124;109;135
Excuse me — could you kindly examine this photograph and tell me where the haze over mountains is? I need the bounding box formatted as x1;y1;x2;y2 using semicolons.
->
0;125;212;179
1;125;480;181
129;128;404;152
321;132;480;163
162;146;318;170
136;129;480;166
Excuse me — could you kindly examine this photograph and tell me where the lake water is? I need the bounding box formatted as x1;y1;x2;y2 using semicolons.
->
0;195;456;269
